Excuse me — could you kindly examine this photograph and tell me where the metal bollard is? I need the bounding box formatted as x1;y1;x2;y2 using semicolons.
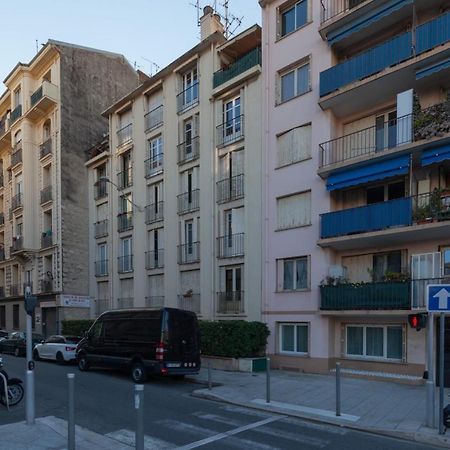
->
26;370;35;425
135;384;144;450
208;359;212;391
266;357;270;404
336;362;341;417
67;373;75;450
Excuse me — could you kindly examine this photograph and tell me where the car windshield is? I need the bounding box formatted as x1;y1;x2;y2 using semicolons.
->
32;334;43;340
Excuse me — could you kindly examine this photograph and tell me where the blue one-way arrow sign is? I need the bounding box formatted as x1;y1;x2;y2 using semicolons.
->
428;284;450;312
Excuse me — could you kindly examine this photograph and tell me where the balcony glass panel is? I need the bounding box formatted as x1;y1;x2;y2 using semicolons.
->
217;291;244;314
177;294;200;313
217;233;244;258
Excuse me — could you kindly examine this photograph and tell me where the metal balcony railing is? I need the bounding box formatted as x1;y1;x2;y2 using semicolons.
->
117;123;132;147
176;82;199;113
41;232;53;248
320;0;367;23
118;255;133;273
40;280;53;294
145;154;164;178
217;291;244;314
411;277;450;308
11;237;23;253
216;174;244;203
11;147;22;166
95;179;108;200
177;189;199;215
117;297;134;309
145;249;164;269
117;212;133;232
146;296;165;308
10;105;22;124
145;201;164;224
117;167;133;189
95;260;108;277
213;47;261;88
40;185;52;204
178;242;200;264
177;294;200;313
30;85;43;107
95;299;110;316
177;136;200;165
94;219;108;238
9;284;20;297
40;138;52;159
11;193;23;210
216;115;244;147
217;233;244;258
145;105;163;131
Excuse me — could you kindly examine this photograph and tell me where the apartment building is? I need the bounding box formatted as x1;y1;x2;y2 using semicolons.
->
0;40;138;336
86;8;263;321
261;0;450;383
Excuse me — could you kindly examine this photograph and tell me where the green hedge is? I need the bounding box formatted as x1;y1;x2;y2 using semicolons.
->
61;320;95;336
199;320;270;358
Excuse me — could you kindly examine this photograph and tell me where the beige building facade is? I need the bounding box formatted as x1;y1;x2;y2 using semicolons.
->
0;41;138;336
87;10;263;321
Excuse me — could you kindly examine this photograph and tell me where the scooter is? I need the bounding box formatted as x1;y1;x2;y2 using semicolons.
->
0;357;24;409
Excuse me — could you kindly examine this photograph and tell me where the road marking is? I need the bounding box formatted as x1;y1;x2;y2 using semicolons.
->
106;428;173;449
176;416;283;450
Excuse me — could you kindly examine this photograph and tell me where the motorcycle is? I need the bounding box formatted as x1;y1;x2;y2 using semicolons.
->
0;357;24;408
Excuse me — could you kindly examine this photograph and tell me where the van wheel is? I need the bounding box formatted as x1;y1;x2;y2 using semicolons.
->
78;355;90;371
131;362;147;383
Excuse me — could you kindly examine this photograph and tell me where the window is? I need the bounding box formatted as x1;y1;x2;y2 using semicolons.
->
120;237;133;272
278;256;309;291
279;323;309;354
149;136;163;164
13;304;19;329
280;60;310;103
276;191;311;230
182;68;199;106
0;305;5;328
277;124;311;167
346;325;404;361
97;243;108;276
372;250;402;282
442;247;450;276
222;96;241;143
280;0;308;37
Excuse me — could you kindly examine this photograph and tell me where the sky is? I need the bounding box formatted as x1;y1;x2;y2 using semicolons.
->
0;0;261;83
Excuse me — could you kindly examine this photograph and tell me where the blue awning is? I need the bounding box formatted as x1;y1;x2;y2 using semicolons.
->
327;0;413;46
326;155;410;191
416;58;450;80
421;145;450;166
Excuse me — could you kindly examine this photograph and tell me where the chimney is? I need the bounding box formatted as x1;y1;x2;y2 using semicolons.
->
200;5;224;41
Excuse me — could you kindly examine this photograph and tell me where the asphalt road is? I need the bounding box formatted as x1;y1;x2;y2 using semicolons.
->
0;354;444;450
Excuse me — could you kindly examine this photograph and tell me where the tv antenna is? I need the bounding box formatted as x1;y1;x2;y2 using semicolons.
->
141;57;160;76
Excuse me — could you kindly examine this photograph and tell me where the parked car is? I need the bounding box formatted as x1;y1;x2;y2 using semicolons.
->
76;307;201;382
33;335;81;364
0;332;43;357
0;330;8;342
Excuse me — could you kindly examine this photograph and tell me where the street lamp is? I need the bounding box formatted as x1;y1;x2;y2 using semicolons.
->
94;176;144;212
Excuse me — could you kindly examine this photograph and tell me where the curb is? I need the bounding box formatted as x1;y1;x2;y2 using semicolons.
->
191;389;450;449
185;376;222;388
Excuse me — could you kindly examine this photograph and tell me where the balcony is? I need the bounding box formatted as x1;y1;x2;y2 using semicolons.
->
118;255;133;273
11;146;22;167
117;167;133;189
216;174;244;203
117;212;133;232
95;299;110;316
10;105;22;124
117;123;132;147
319;100;450;172
94;219;108;238
320;281;411;311
177;294;200;314
320;10;450;113
95;259;108;277
213;47;261;89
9;284;20;297
145;105;163;131
117;298;133;309
178;136;199;165
217;291;244;315
41;231;53;248
177;189;199;215
146;296;164;308
320;191;450;249
145;154;163;178
94;179;108;200
27;81;58;121
145;201;164;224
178;242;200;264
11;193;23;210
216;115;244;147
40;280;53;294
145;249;164;270
39;138;52;159
176;82;199;114
40;185;52;205
217;233;244;259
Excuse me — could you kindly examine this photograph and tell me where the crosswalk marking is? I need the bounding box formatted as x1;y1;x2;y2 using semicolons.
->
106;428;173;449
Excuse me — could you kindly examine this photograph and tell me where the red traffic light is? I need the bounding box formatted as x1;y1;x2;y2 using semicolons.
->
408;313;427;331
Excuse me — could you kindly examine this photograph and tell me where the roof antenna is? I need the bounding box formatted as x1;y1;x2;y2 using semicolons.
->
35;39;39;53
141;57;160;76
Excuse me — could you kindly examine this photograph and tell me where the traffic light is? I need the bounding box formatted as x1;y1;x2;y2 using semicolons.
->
408;313;427;331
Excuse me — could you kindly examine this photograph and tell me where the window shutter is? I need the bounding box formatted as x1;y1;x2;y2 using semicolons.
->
277;191;311;229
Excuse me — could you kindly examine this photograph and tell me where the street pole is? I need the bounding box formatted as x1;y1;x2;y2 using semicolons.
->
426;312;435;428
135;384;144;450
266;357;270;404
336;362;341;417
207;359;212;391
67;374;75;450
439;313;445;435
25;286;35;425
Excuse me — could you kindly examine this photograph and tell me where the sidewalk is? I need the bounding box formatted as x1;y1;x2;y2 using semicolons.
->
0;415;132;450
189;367;450;448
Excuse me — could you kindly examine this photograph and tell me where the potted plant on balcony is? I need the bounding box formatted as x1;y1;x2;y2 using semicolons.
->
413;203;432;224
